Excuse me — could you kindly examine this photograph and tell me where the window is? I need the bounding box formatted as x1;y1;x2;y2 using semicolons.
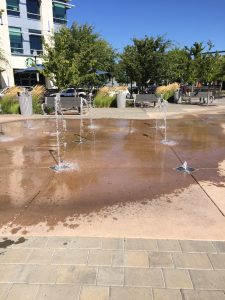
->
53;3;67;24
7;0;20;16
27;0;40;20
9;27;23;54
29;30;43;55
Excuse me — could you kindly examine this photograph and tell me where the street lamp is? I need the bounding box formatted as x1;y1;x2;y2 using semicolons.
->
33;49;39;83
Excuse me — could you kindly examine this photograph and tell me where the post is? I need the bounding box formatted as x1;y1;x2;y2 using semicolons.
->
33;49;39;83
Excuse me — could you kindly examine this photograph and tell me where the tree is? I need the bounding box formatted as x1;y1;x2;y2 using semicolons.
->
183;41;222;85
117;35;171;90
163;48;191;83
42;23;116;89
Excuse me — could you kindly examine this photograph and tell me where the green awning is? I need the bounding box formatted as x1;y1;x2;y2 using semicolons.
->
7;0;19;10
9;27;21;36
53;3;66;9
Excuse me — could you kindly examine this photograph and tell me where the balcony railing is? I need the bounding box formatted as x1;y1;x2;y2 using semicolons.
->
30;49;43;55
11;47;23;54
7;9;20;17
27;12;41;20
53;17;67;24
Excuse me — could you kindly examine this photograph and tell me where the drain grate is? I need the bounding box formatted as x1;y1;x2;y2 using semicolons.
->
175;161;197;174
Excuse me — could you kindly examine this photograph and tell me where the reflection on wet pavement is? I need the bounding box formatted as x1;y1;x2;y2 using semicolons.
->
0;115;225;238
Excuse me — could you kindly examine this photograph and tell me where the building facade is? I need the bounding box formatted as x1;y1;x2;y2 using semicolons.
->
0;0;73;88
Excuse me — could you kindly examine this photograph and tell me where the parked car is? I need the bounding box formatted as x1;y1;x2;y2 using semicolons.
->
50;88;86;98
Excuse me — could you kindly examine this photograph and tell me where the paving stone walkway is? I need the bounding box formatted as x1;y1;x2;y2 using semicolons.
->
0;237;225;299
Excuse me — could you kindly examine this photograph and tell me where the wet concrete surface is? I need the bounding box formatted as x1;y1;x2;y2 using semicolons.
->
0;115;225;239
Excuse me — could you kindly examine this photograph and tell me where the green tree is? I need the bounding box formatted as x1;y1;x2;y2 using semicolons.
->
117;35;171;90
42;23;116;89
163;48;191;83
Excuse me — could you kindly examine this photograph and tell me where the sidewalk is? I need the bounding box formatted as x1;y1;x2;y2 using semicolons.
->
0;98;225;123
1;236;225;300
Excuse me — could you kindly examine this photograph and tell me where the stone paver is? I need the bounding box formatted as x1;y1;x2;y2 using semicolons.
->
153;288;182;300
112;250;124;267
11;237;47;249
26;249;54;264
56;265;97;285
5;284;39;300
52;249;89;265
88;250;112;266
213;241;225;253
124;251;149;267
80;286;109;300
97;267;124;286
36;285;81;300
102;238;124;250
172;253;212;269
125;268;164;287
182;289;225;300
0;236;225;299
70;237;102;249
0;284;12;300
163;269;193;289
189;270;225;290
125;238;158;251
179;240;216;253
0;265;24;283
149;252;173;268
19;265;59;284
0;249;32;264
45;237;71;249
110;287;153;300
208;253;225;269
157;240;181;252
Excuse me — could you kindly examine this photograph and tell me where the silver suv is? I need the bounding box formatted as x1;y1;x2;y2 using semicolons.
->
51;88;86;98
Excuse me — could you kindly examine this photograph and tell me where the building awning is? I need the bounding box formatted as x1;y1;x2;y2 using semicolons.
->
15;65;44;73
52;0;75;8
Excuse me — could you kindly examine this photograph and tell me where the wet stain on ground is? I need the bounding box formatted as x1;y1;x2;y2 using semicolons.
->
0;116;225;231
0;237;27;249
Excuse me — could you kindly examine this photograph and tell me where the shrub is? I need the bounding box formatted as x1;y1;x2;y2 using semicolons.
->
0;87;21;114
156;83;180;101
93;94;117;108
31;85;46;114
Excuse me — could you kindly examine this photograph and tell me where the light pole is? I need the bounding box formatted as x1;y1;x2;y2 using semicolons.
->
33;49;39;83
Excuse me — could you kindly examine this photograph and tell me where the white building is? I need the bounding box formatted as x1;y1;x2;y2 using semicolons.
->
0;0;73;88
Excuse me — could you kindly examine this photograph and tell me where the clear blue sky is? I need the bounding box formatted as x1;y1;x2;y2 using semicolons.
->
68;0;225;53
